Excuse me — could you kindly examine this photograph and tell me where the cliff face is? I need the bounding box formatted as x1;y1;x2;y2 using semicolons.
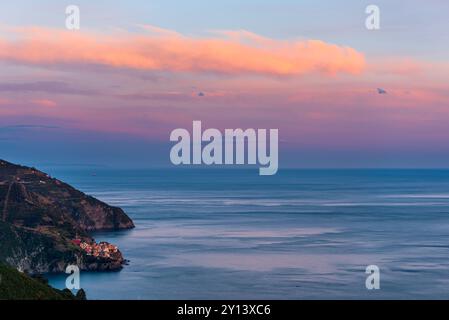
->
0;221;125;273
0;160;134;233
0;159;134;274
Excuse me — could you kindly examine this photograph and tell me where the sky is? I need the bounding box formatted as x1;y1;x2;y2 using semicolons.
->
1;1;449;168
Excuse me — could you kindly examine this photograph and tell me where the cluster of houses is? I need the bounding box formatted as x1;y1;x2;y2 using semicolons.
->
71;239;119;259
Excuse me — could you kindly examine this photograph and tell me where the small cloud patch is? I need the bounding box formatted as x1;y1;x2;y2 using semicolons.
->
31;99;58;108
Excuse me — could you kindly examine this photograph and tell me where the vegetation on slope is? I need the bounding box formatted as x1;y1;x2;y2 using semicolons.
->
0;264;86;300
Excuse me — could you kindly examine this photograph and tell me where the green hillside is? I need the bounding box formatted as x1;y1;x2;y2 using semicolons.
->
0;264;85;300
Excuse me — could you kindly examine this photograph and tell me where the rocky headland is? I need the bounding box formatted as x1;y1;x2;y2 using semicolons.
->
0;159;134;274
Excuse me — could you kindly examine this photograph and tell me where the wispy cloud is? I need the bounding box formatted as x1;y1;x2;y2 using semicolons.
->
30;99;57;108
0;98;11;105
0;81;96;95
0;124;60;132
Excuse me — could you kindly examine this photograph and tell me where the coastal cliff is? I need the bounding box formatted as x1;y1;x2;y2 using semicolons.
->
0;159;134;274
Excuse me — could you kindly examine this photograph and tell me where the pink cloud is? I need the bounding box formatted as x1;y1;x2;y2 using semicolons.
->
0;26;365;77
2;26;448;150
368;57;426;76
30;99;57;108
0;98;11;105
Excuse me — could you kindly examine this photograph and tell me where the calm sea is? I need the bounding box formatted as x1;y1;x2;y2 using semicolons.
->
45;168;449;299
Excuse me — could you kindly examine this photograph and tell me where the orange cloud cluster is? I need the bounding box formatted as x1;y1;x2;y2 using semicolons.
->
0;26;365;76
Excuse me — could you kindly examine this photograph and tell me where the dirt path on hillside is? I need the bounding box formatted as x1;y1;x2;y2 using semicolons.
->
2;177;15;222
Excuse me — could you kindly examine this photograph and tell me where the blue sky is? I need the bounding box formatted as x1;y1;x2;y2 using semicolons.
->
1;1;449;168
